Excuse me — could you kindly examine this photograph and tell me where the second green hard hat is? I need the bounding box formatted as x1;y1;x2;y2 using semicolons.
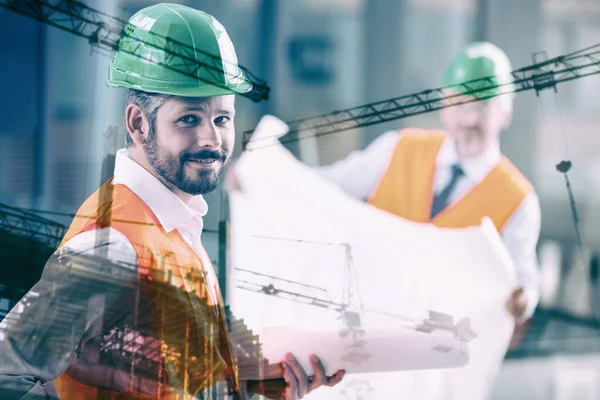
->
107;3;252;97
443;42;514;100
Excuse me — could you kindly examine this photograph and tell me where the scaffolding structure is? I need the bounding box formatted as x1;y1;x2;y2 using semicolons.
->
0;203;66;248
0;247;273;399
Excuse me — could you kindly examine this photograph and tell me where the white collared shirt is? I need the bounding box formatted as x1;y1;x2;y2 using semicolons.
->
316;131;541;318
62;148;218;304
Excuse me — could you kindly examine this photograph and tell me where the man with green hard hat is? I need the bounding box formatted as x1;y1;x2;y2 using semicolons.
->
317;42;541;326
0;3;343;400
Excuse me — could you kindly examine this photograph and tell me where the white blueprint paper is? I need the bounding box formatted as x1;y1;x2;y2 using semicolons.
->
228;116;518;400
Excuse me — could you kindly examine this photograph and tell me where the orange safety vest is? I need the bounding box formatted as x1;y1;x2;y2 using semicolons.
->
368;129;534;233
54;180;241;400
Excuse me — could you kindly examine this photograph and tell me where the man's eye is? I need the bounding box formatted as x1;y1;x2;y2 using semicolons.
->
178;115;198;124
215;116;230;125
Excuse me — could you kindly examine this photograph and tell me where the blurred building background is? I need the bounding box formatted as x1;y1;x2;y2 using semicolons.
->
1;0;600;398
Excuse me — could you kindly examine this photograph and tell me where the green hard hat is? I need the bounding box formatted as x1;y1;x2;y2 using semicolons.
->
107;3;252;97
442;42;514;100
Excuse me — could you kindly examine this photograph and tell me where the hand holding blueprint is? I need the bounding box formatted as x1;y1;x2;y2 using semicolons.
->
228;115;518;399
245;318;470;381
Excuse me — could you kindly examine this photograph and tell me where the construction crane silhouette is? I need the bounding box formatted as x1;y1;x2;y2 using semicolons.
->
234;235;476;400
235;237;377;400
234;235;477;341
0;203;66;248
0;0;270;102
243;46;600;148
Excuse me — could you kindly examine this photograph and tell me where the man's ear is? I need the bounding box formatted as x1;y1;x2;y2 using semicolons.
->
125;104;150;146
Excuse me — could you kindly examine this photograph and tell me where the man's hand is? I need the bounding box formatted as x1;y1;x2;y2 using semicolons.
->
506;287;528;325
247;353;345;399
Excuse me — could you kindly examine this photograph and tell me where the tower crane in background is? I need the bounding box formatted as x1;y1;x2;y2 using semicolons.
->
235;235;476;400
235;235;474;339
0;0;270;102
243;47;600;147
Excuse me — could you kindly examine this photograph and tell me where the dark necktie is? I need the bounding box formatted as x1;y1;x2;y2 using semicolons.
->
430;164;464;219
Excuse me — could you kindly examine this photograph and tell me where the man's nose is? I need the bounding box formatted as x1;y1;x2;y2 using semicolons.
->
459;109;482;128
196;123;222;148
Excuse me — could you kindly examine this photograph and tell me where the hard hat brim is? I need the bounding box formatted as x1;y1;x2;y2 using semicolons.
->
106;65;253;97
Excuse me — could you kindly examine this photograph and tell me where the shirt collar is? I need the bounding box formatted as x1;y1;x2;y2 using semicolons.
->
437;136;501;183
112;149;208;233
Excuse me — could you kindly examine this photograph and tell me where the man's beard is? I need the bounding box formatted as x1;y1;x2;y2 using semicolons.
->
144;137;229;195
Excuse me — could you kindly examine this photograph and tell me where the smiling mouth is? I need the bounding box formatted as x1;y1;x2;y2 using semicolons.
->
187;158;220;165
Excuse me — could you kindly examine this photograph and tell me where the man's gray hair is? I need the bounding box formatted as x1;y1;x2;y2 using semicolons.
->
125;89;172;147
